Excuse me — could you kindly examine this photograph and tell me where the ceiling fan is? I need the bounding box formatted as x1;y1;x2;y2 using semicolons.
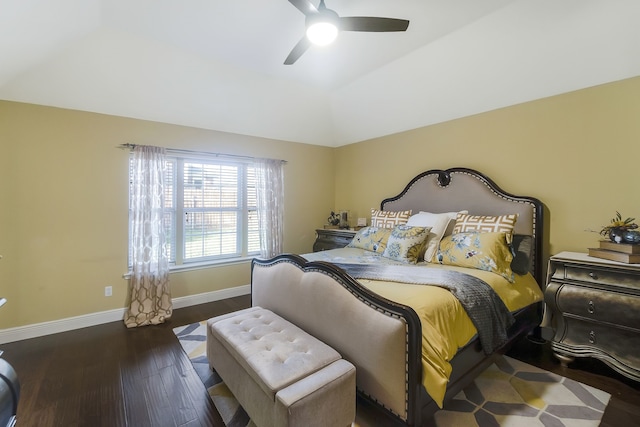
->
284;0;410;65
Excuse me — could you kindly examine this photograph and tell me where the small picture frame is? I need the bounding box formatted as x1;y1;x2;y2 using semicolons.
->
357;217;367;227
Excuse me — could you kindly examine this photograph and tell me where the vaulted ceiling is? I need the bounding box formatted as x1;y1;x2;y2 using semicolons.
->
1;0;639;146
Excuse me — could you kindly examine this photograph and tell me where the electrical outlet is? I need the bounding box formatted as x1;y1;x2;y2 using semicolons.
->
105;286;112;297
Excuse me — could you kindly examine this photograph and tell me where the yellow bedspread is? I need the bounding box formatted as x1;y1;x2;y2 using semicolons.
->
303;248;543;407
359;263;543;407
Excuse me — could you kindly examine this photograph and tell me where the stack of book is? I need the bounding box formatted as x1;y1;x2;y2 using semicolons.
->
589;240;640;263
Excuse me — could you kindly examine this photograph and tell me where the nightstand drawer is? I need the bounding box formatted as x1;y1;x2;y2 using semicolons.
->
313;229;356;252
556;283;640;329
563;264;640;289
562;318;640;367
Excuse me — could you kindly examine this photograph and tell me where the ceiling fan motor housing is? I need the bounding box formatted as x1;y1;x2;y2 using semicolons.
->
305;7;339;30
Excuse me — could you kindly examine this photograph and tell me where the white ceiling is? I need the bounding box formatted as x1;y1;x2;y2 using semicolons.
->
1;0;639;147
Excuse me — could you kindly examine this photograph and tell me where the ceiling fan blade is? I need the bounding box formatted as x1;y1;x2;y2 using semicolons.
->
288;0;318;16
284;36;312;65
339;17;409;32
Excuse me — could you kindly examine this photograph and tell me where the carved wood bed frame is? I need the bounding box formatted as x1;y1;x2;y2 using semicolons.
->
251;167;545;426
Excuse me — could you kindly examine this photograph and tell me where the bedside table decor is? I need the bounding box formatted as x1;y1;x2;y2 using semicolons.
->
544;251;640;381
326;210;352;230
588;240;640;264
598;211;638;243
327;211;341;228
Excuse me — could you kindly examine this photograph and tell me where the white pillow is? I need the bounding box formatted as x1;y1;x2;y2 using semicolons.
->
406;210;468;262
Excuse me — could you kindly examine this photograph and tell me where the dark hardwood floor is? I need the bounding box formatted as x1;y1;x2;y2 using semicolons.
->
1;295;250;427
2;295;639;426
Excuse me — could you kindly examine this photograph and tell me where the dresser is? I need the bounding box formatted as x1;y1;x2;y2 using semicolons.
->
312;229;356;252
544;251;640;381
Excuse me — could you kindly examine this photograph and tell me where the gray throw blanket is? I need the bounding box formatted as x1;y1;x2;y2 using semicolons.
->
331;263;515;355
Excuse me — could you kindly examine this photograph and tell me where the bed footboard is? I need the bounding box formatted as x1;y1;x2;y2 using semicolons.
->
251;254;423;426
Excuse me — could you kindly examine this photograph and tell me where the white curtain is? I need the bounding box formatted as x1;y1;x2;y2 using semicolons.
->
255;158;285;258
124;145;172;328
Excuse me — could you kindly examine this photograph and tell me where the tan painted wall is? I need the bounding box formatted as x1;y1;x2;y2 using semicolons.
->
0;101;334;328
334;76;640;262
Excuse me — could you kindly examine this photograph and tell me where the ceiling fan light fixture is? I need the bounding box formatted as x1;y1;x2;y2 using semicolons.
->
306;21;338;45
284;0;409;65
305;7;339;46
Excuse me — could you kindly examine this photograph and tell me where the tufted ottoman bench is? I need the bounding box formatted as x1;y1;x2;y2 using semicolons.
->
206;306;356;427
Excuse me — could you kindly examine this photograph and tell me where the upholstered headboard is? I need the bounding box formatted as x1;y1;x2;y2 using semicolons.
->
381;167;544;284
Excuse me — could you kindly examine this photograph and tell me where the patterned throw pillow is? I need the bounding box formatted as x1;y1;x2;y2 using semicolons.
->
452;213;518;236
406;210;468;263
437;231;515;282
370;209;412;228
382;225;431;264
347;227;393;254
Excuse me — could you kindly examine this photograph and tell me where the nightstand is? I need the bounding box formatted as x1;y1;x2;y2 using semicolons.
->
312;229;356;252
544;251;640;381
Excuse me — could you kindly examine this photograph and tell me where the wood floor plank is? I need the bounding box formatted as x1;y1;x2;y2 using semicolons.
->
120;359;157;426
18;404;58;427
159;364;200;426
143;373;177;427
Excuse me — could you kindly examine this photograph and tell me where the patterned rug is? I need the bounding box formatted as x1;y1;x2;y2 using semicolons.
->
173;320;255;427
174;321;610;427
434;355;610;427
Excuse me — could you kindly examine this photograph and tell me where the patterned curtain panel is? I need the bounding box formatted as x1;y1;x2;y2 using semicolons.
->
124;145;172;328
255;158;284;258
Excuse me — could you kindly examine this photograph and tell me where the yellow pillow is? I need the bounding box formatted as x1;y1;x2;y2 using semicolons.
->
382;225;431;264
370;209;412;228
437;231;515;282
452;213;518;235
347;227;393;254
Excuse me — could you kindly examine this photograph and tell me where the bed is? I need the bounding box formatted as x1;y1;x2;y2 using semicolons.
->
251;167;545;426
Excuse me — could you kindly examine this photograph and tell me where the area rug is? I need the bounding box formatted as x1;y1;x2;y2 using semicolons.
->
174;321;610;427
434;355;610;427
173;320;254;427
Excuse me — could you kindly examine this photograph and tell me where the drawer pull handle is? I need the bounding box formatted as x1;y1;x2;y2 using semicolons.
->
589;331;596;344
588;272;598;280
587;300;595;314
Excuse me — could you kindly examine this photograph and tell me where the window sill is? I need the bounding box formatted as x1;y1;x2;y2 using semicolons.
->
122;256;255;279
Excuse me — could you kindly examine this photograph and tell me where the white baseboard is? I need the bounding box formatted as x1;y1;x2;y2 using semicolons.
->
0;285;250;345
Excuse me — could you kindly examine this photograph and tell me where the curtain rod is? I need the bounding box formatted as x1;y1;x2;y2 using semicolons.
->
117;143;286;164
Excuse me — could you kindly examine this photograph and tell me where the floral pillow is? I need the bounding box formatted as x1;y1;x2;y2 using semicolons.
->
370;209;412;228
436;231;515;282
406;210;468;263
347;226;393;254
452;213;518;236
382;225;432;264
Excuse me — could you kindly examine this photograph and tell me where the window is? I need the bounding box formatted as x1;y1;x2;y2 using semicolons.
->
129;154;260;268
